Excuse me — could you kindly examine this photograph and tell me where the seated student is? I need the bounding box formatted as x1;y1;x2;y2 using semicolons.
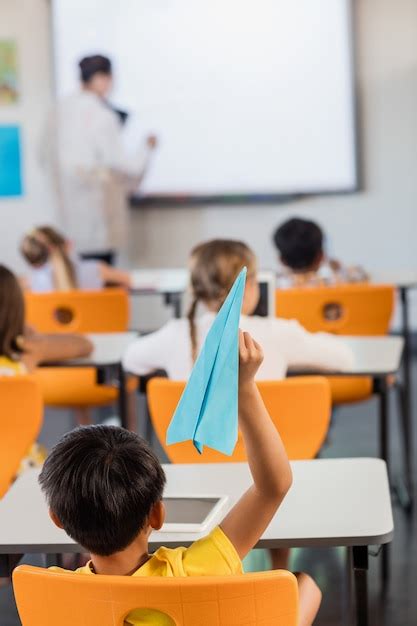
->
122;239;354;379
40;332;322;626
0;264;92;374
0;264;92;468
273;217;368;288
20;226;131;292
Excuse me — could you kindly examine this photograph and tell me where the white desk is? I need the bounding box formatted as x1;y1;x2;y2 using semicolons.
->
59;332;138;368
42;332;138;428
290;334;404;516
373;271;416;507
289;336;403;378
130;269;188;294
373;270;417;289
0;459;391;626
0;459;392;553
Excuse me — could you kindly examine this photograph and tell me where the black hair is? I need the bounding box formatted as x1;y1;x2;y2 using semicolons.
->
79;55;112;83
39;426;166;556
273;217;324;271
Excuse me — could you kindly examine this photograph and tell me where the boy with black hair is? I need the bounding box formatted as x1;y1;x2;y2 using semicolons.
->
40;331;321;626
273;217;367;287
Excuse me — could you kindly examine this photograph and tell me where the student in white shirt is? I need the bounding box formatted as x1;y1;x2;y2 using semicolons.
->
123;239;354;380
123;239;353;572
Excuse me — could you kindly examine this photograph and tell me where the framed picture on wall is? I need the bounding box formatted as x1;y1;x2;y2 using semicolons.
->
0;40;19;105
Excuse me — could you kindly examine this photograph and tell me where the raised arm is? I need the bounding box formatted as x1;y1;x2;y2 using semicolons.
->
220;331;292;559
99;263;132;289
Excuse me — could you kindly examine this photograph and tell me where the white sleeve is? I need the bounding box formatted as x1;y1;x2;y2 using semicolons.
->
95;111;150;187
282;320;355;372
122;323;174;376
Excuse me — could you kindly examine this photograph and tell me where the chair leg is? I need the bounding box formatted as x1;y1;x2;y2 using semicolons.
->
126;391;138;432
395;382;413;511
74;408;92;426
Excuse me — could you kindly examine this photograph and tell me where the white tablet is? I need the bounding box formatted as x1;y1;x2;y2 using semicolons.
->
161;495;229;533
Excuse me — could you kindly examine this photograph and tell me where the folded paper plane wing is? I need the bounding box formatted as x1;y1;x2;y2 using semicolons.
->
166;267;247;455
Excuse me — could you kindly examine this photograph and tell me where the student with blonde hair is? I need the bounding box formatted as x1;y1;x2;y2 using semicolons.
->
20;226;131;292
123;239;354;379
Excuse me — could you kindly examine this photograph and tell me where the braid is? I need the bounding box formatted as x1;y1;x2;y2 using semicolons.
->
55;241;78;290
187;297;199;363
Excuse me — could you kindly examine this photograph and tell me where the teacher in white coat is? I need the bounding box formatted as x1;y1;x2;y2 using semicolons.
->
41;55;156;264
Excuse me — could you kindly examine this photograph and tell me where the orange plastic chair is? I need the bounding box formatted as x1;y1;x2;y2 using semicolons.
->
275;283;395;335
275;283;395;404
0;376;43;498
148;377;331;462
13;565;298;626
24;290;136;410
24;289;129;333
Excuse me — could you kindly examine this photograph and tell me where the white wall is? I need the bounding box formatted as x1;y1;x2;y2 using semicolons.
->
1;0;417;325
0;0;53;272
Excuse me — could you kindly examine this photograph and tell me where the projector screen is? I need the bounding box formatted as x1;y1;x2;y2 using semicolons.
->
51;0;357;200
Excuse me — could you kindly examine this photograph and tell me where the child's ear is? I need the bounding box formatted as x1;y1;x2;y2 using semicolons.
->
149;501;165;531
49;509;64;529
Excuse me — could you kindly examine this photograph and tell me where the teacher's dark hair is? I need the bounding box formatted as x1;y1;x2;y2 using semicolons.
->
79;55;112;84
39;425;166;556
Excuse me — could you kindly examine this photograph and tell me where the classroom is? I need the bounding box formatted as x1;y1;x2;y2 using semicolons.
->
0;0;416;624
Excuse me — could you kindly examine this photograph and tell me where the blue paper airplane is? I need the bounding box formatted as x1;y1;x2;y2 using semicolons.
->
166;267;247;455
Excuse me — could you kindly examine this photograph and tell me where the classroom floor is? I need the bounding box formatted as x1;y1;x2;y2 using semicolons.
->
1;358;417;626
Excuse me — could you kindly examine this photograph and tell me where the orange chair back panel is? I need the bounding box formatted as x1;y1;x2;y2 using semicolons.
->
148;377;331;462
0;377;43;498
13;565;298;626
329;376;373;405
275;283;395;335
24;289;129;333
32;368;138;407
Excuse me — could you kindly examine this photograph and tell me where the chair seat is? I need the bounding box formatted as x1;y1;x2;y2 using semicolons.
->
329;376;373;405
33;368;138;407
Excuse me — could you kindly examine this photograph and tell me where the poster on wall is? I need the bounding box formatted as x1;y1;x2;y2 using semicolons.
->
0;40;19;104
0;125;23;197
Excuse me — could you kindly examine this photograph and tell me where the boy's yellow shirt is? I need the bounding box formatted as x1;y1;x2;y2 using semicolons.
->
51;526;242;626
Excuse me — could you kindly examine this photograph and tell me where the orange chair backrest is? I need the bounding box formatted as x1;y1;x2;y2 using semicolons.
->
148;377;331;462
275;283;395;335
0;377;43;498
13;565;298;626
24;289;129;333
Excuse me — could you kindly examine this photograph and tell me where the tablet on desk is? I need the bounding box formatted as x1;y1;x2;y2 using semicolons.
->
161;495;228;533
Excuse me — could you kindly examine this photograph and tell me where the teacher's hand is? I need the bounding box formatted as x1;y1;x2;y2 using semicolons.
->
147;134;158;149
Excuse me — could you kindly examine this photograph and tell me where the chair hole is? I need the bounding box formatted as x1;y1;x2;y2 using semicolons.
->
322;302;344;322
53;306;74;325
126;608;176;625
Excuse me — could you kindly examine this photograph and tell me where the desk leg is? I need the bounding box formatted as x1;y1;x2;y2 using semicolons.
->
399;287;413;509
378;377;389;474
0;554;21;577
164;293;182;319
377;379;391;583
353;546;368;626
118;364;128;430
